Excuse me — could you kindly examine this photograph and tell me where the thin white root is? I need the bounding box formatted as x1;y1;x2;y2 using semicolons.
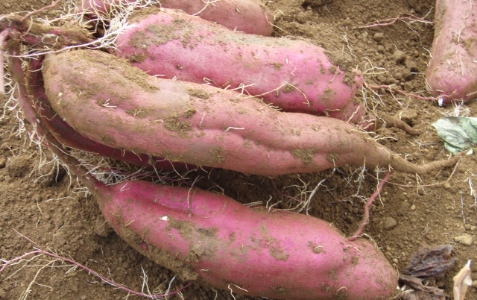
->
84;0;163;49
193;0;220;16
468;175;477;207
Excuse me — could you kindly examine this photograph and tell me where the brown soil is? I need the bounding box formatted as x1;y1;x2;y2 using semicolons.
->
1;0;477;299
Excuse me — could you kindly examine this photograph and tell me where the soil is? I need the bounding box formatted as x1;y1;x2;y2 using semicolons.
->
1;0;477;299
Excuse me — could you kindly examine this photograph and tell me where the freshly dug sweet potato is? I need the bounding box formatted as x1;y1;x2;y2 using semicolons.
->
426;0;477;103
43;50;459;176
81;0;274;36
114;8;369;125
93;178;399;299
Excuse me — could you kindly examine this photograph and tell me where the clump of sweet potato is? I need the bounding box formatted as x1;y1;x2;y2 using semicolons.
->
7;45;399;300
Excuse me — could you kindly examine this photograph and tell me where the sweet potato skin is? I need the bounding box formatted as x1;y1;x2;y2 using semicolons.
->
81;0;273;36
93;179;398;300
115;8;368;124
43;50;395;175
426;0;477;102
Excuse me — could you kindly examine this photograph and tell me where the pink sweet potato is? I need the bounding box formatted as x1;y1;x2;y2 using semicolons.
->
89;178;399;299
114;8;369;125
43;50;459;175
426;0;477;103
81;0;274;36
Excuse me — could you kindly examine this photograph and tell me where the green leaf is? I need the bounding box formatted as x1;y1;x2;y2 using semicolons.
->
432;117;477;154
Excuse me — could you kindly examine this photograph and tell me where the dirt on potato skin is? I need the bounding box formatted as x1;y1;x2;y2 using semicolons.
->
1;1;477;300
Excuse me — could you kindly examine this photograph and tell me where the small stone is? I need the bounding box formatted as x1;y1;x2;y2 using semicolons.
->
393;50;407;64
454;233;473;246
410;204;416;211
53;231;68;247
0;156;5;168
373;32;384;42
471;226;477;231
444;182;451;189
383;217;398;230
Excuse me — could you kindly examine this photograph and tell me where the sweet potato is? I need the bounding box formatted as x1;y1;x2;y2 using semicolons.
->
91;178;399;299
114;8;369;125
43;50;459;175
426;0;477;103
81;0;274;36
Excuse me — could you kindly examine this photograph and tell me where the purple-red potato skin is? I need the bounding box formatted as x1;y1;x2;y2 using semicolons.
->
89;178;398;300
43;50;458;175
426;0;477;103
81;0;273;36
115;9;368;124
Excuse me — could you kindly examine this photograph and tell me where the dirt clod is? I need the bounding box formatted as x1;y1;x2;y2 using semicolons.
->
6;155;31;177
393;50;407;64
454;233;474;246
383;217;398;230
